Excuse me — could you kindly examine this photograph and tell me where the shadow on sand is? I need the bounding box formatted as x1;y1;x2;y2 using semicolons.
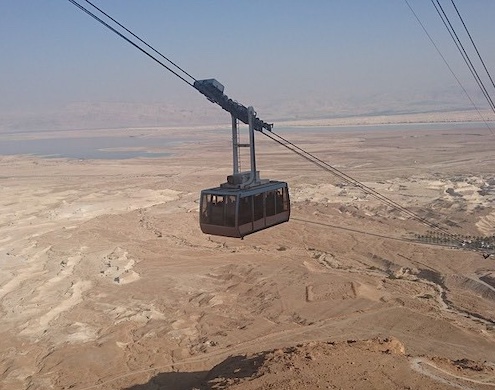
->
124;353;265;390
124;370;207;390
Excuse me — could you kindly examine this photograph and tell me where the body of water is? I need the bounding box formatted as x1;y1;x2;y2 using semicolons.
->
1;122;490;159
0;135;178;159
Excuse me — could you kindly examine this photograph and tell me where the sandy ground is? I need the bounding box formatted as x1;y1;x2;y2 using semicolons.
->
0;125;494;389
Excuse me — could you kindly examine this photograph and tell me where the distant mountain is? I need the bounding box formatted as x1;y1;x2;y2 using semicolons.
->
0;87;491;133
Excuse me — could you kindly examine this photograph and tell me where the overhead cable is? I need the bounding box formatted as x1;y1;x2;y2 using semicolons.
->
82;0;196;83
450;0;495;92
404;0;494;135
262;129;461;242
432;0;495;112
66;0;195;88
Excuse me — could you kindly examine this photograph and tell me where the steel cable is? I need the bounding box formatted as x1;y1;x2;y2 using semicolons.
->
82;0;196;83
450;0;495;92
404;0;495;135
66;0;195;88
262;129;462;242
432;0;495;112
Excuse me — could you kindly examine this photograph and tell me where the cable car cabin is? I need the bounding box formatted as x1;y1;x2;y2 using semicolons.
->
200;181;290;238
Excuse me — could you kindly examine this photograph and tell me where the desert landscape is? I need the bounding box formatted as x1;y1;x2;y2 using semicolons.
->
1;122;495;389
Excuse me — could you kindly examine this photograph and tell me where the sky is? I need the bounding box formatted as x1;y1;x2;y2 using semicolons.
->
1;0;494;128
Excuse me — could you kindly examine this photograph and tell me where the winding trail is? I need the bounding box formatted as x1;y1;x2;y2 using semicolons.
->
410;357;495;389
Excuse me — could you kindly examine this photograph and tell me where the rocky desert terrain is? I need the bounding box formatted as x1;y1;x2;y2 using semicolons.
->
0;123;494;389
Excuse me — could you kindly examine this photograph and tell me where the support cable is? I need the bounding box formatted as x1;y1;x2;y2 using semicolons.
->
65;0;271;130
450;0;495;95
450;0;495;88
432;0;495;112
449;0;495;95
262;129;462;242
82;0;196;83
404;0;495;135
66;0;195;88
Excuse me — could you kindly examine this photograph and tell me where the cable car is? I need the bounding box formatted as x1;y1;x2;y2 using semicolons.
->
200;179;290;238
198;102;290;238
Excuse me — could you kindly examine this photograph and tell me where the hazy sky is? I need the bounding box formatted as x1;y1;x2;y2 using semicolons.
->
1;1;494;120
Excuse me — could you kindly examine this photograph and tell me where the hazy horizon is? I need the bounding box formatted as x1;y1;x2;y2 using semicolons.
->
2;1;495;132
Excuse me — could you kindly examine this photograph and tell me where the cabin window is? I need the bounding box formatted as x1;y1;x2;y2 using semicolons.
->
210;194;224;225
201;194;238;227
200;194;211;224
253;193;264;221
238;196;252;225
265;191;276;217
275;187;289;213
224;195;236;227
